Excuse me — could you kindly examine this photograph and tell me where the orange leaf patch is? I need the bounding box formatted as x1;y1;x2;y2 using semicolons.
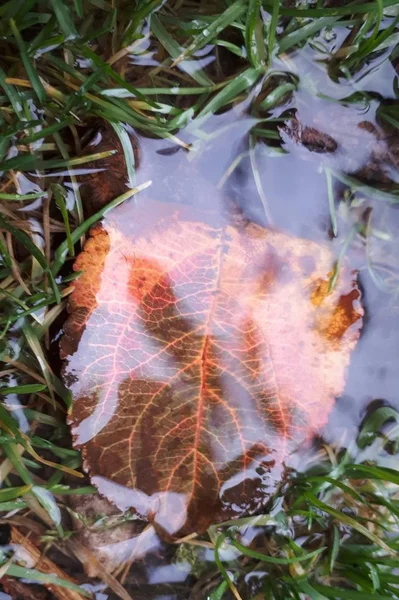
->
61;198;362;537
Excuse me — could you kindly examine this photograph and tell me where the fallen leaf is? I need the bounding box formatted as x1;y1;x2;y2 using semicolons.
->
281;117;338;154
61;196;362;537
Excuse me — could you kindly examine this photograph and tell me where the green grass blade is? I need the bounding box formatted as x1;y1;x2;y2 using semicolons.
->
173;0;247;65
22;118;72;144
0;214;60;303
304;493;394;554
51;184;74;257
0;66;24;120
123;0;165;44
230;537;325;565
0;192;46;201
357;406;399;449
267;0;280;61
0;384;46;395
194;67;261;122
246;0;266;68
52;181;152;275
209;581;228;600
3;564;90;597
311;582;393;600
0;485;31;502
10;19;46;104
151;14;213;86
279;16;339;53
74;0;83;18
345;464;399;485
110;121;136;188
51;0;79;37
266;0;399;17
326;168;338;237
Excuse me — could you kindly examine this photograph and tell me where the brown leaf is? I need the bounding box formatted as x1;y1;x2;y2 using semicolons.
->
61;197;362;537
281;117;338;154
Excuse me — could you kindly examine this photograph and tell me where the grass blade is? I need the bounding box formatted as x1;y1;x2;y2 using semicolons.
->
230;537;325;565
52;181;152;275
0;214;60;303
267;0;280;61
3;564;90;597
172;1;247;65
304;493;394;554
246;0;266;68
51;0;79;37
0;384;46;395
110;121;136;188
194;67;262;122
10;19;46;104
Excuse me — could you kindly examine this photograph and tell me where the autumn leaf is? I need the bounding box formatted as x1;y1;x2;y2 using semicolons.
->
61;197;362;537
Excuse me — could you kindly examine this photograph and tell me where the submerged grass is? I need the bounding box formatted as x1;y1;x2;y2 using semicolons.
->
0;1;398;599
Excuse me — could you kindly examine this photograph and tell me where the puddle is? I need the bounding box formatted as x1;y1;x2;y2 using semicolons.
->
59;39;399;599
1;6;399;600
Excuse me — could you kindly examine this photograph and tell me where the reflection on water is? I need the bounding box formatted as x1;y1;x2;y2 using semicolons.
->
63;179;362;538
56;20;399;600
0;16;399;600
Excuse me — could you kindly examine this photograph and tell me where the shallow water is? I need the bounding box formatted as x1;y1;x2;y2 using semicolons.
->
3;10;399;600
127;53;399;452
57;38;399;599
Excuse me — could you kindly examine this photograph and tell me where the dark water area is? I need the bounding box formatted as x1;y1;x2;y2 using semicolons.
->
2;8;399;600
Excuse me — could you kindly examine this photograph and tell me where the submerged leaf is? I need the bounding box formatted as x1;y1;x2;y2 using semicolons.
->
61;195;362;537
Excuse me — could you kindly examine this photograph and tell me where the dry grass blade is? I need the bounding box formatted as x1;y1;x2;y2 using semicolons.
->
5;231;30;296
69;539;135;600
8;526;87;600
